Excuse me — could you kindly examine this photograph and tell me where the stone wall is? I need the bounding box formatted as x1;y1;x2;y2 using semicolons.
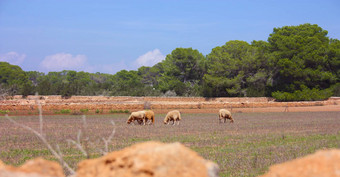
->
0;96;339;114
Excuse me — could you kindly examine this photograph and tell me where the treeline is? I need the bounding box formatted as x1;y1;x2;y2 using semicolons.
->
1;23;339;101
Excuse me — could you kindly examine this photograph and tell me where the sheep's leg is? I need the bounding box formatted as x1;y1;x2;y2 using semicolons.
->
177;120;180;125
172;120;175;125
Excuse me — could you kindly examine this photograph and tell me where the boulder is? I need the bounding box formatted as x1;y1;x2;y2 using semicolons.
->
0;158;64;177
260;149;340;177
76;141;219;177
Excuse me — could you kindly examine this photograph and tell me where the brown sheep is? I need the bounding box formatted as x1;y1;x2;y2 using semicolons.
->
219;109;234;123
144;110;155;125
164;110;181;125
127;111;146;125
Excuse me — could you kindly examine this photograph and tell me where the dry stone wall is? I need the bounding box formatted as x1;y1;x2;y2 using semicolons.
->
0;96;339;114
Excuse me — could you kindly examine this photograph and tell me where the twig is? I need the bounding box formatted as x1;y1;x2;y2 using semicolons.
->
67;130;88;157
102;120;116;155
35;93;43;135
5;115;75;175
5;94;75;175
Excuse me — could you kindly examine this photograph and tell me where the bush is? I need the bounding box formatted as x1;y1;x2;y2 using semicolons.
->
54;109;71;114
331;83;340;96
162;90;177;97
109;109;130;114
109;109;117;113
0;110;10;114
60;109;71;114
272;86;333;101
95;109;103;114
80;109;89;113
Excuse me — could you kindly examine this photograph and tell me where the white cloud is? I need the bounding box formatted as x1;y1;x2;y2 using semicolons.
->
0;52;26;65
135;49;165;67
40;53;87;71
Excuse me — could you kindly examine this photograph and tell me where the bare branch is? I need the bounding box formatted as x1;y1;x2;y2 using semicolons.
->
102;120;116;155
82;115;87;129
35;92;44;135
5;115;75;175
67;130;88;157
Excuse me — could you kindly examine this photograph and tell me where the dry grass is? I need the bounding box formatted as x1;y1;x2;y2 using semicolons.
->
0;112;339;176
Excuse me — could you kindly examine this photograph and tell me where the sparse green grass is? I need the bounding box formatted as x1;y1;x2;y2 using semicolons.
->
0;112;339;176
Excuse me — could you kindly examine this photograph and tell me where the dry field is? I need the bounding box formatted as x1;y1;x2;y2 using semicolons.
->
1;111;339;176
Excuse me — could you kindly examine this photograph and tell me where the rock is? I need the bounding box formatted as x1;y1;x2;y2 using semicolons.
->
260;149;340;177
76;141;219;177
0;158;65;177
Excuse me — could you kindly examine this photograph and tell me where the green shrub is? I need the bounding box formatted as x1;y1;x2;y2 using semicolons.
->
272;86;333;101
60;109;71;114
109;109;130;114
80;109;89;113
54;109;71;114
0;110;10;114
109;109;116;113
331;83;340;96
95;109;102;114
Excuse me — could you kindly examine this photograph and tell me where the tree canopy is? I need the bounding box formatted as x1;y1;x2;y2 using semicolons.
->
1;23;339;100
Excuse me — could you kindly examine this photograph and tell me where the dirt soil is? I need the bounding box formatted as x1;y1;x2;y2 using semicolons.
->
0;95;339;115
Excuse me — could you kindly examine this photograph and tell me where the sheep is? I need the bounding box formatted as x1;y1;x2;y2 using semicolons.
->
164;110;181;125
219;109;234;123
144;110;155;125
126;111;146;125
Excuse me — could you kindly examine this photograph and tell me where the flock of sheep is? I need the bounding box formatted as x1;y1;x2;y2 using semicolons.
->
126;109;234;125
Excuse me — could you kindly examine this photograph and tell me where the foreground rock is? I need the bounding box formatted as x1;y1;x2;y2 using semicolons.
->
0;158;64;177
260;149;340;177
76;141;219;177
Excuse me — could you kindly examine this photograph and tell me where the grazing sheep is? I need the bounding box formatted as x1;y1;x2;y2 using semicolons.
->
219;109;234;123
127;111;146;125
144;110;155;125
164;110;181;125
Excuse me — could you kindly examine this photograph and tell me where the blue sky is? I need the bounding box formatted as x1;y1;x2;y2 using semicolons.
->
1;0;339;74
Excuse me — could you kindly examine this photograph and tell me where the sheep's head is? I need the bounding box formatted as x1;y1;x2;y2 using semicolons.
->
127;117;133;124
164;119;168;124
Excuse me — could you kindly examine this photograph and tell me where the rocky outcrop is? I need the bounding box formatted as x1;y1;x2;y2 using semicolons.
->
76;141;219;177
1;144;339;177
0;158;64;177
260;149;340;177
